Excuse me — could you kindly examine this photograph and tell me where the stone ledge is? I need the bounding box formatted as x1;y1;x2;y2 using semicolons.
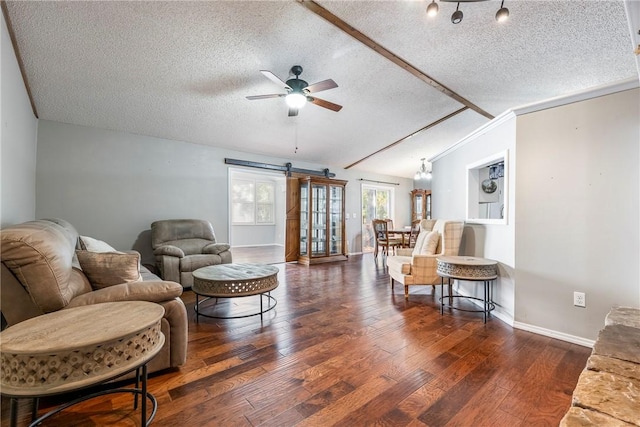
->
560;407;635;427
562;306;640;427
587;355;640;382
571;370;640;425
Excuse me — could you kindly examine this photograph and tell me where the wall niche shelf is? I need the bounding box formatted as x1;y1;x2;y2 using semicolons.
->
466;150;508;225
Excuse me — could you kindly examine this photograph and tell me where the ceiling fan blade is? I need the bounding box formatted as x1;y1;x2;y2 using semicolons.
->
304;79;338;94
246;94;286;100
288;107;299;117
308;96;343;112
260;70;291;90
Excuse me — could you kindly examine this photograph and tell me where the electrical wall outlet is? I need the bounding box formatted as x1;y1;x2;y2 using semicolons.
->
573;292;586;308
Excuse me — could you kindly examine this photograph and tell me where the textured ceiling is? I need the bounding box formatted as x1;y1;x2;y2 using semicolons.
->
4;1;638;179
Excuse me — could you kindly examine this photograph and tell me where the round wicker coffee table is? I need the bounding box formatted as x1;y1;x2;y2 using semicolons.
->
0;301;164;426
192;263;279;320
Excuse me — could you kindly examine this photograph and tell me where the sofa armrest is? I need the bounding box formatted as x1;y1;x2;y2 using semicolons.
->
203;243;231;255
65;280;183;308
153;245;184;258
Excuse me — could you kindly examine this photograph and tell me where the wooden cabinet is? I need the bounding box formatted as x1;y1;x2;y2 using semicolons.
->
299;176;348;265
411;189;432;222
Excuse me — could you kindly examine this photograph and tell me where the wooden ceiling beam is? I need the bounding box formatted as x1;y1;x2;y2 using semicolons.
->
344;107;468;170
296;0;494;120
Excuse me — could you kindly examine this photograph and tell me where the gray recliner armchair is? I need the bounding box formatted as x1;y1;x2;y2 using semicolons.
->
151;219;232;288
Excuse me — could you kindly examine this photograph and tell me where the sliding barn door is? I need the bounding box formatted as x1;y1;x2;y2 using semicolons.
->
284;176;300;262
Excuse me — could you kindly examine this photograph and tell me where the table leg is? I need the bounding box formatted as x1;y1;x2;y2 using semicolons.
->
31;397;39;422
195;294;200;323
141;363;148;426
134;367;140;409
260;293;264;320
440;277;444;315
10;397;17;427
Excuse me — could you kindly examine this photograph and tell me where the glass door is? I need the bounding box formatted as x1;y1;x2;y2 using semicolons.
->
299;180;309;257
311;183;327;257
361;184;394;253
329;184;343;255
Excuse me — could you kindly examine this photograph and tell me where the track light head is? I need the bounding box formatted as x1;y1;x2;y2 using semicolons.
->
426;0;439;17
451;3;463;24
495;1;509;22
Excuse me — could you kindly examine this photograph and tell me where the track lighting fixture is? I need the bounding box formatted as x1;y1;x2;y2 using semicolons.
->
426;0;510;24
495;0;509;22
451;2;463;24
426;0;439;17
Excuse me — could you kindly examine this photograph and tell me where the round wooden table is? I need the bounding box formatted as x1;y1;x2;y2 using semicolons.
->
0;301;165;426
192;263;279;320
436;256;498;323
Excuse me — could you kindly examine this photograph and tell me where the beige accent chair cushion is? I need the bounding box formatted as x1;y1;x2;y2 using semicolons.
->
76;250;142;290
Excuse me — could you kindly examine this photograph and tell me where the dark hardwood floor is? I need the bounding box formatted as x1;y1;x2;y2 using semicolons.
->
232;245;285;265
1;254;591;426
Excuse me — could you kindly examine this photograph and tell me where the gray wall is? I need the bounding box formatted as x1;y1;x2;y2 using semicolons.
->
515;88;640;341
35;120;413;265
431;115;517;323
432;86;639;344
1;13;38;226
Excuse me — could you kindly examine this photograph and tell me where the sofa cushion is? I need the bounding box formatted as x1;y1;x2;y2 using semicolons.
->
203;243;231;255
76;250;142;290
179;254;222;272
1;220;91;312
78;235;118;252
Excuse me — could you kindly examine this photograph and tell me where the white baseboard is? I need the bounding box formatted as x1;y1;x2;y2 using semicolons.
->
231;243;284;248
513;321;595;348
452;286;594;347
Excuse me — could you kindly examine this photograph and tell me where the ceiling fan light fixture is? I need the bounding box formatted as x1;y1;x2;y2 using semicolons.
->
495;1;509;22
451;3;463;24
426;0;439;17
285;92;307;109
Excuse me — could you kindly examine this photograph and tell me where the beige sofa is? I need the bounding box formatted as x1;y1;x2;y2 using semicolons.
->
1;219;188;375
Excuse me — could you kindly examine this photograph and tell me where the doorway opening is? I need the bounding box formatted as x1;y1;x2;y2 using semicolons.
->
361;184;395;253
228;168;286;264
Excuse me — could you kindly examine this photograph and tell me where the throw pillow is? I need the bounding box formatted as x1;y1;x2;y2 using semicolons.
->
78;235;117;252
412;231;429;257
76;250;142;290
422;230;440;255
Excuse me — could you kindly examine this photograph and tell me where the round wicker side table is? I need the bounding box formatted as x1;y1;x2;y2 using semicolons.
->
436;256;498;323
0;301;165;426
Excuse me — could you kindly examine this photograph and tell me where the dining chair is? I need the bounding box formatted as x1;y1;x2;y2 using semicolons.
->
372;219;403;260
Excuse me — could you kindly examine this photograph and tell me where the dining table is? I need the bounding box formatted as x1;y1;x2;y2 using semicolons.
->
389;229;413;248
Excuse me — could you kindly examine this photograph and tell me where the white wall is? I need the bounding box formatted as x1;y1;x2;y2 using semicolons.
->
431;114;517;323
515;88;640;341
35;120;413;265
1;13;38;227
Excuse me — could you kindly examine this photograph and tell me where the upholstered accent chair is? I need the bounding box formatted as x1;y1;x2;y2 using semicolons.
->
372;219;403;259
151;219;232;288
387;219;464;299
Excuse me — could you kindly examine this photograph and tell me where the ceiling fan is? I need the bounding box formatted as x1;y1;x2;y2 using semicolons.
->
246;65;342;117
